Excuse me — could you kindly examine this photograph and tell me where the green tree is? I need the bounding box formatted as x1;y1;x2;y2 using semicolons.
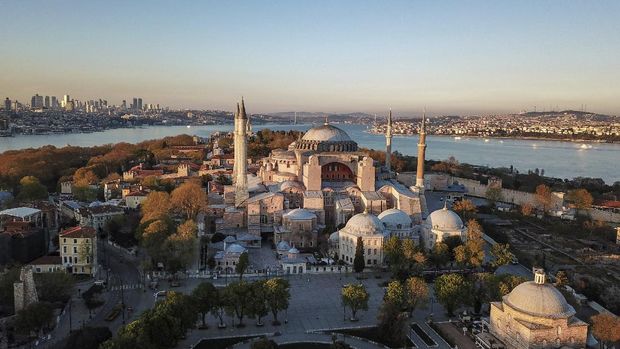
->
14;301;54;336
191;282;218;328
404;276;429;316
384;280;406;310
247;281;269;326
224;281;252;327
212;287;229;328
430;242;450;268
34;271;74;303
264;278;290;325
490;243;515;268
377;301;408;347
402;238;426;274
353;237;365;273
341;284;369;321
163;220;197;274
236;252;250;280
434;273;468;316
17;176;48;202
0;266;21;313
383;236;405;279
73;184;99;202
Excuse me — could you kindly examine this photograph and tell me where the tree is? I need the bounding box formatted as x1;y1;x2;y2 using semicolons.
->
141;191;171;223
452;199;477;220
430;242;450;268
224;281;252;327
191;282;218;328
434;273;468;316
236;252;250;280
170;181;208;220
454;219;485;268
17;176;48;202
64;326;113;349
377;301;408;347
384;280;406;310
73;184;98;202
402;238;426;273
251;338;280;349
34;272;74;303
247;281;269;326
555;270;569;288
140;218;174;262
520;203;533;216
212;287;229;328
485;187;503;205
535;184;553;213
264;278;290;325
0;266;21;313
567;189;593;210
384;236;405;279
490;243;515;268
591;313;620;348
404;276;429;316
353;237;365;273
341;284;369;321
163;220;197;274
14;301;54;335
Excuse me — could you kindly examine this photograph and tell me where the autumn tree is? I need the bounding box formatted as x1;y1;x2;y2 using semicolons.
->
520;203;533;216
452;199;477;220
163;220;198;274
591;313;620;348
535;184;553;213
566;189;593;210
264;278;290;325
140;191;171;223
434;273;468;316
353;237;365;273
341;284;369;321
429;242;450;268
170;181;208;220
490;243;515;268
384;280;406;310
404;276;429;316
485;187;503;205
555;270;569;287
454;219;485;268
17;176;48;201
402;238;426;273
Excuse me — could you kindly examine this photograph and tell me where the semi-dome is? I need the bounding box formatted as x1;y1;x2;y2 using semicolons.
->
504;281;575;318
280;180;304;191
427;206;464;231
284;208;317;220
342;212;385;236
295;124;358;152
378;208;412;228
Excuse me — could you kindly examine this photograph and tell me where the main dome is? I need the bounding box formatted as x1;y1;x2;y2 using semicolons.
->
504;281;575;318
341;212;385;236
295;124;358;152
427;206;464;231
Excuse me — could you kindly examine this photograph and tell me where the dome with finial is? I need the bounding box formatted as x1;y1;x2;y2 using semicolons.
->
339;211;386;237
295;123;358;152
426;204;464;231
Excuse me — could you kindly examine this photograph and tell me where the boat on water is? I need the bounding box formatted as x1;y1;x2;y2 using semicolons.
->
484;139;490;142
454;136;462;140
579;144;593;149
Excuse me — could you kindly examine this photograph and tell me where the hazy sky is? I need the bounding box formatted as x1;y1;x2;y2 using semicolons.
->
1;1;619;115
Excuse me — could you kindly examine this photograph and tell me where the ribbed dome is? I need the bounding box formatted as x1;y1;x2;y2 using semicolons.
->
427;206;463;231
504;281;575;318
302;124;352;142
226;243;247;254
378;208;412;228
284;208;316;220
342;212;385;236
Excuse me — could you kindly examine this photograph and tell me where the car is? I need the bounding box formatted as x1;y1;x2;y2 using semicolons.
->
94;280;107;287
153;290;167;299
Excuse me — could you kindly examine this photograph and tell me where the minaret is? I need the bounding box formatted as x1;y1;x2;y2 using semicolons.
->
385;109;392;173
415;109;427;189
233;98;249;207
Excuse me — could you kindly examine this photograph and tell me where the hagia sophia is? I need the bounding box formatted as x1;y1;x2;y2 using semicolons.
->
212;100;592;349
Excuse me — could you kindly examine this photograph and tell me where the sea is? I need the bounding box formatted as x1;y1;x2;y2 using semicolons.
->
0;123;618;184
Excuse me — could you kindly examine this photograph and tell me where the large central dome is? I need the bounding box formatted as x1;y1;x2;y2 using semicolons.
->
295;124;358;152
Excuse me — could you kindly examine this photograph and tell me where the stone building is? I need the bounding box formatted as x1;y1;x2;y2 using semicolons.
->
378;208;420;244
274;208;321;248
421;205;467;251
489;269;588;349
336;211;387;267
60;226;97;275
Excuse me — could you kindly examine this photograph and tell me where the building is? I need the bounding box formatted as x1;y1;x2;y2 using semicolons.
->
4;97;10;111
31;94;43;108
274;208;321;248
488;268;588;349
59;226;97;275
213;241;247;273
336;211;387;267
125;190;148;209
0;222;48;265
30;255;63;273
421;205;467;251
79;205;124;231
378;208;419;243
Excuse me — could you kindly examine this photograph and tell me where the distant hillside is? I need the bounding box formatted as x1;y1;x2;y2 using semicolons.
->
265;111;375;124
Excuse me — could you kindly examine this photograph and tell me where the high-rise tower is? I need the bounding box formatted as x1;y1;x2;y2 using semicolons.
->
233;98;249;207
385;109;393;172
416;110;427;189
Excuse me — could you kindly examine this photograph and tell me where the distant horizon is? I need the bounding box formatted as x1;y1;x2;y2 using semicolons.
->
2;1;620;115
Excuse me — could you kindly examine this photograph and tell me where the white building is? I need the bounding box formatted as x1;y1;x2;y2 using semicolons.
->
336;211;387;267
422;205;467;250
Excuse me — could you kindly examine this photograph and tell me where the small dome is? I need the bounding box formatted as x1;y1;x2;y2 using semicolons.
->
276;240;291;251
280;181;304;191
226;243;246;254
378;208;412;228
284;208;316;221
223;236;236;243
302;124;352;142
504;281;575;318
427;206;464;231
342;212;385;236
288;247;299;254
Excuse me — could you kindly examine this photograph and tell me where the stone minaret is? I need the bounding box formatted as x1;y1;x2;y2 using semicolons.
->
385;109;393;172
233;98;249;207
415;110;427;189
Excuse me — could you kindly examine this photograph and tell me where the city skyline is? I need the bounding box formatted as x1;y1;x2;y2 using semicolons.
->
2;1;620;115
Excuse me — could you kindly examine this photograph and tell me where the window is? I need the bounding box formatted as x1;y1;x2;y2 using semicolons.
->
36;267;41;272
63;256;67;263
73;246;77;253
63;238;66;243
74;239;77;244
367;249;371;255
373;249;377;255
367;259;371;265
63;246;67;253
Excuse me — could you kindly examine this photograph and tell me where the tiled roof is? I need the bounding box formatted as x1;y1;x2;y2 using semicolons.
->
30;255;62;265
60;226;96;239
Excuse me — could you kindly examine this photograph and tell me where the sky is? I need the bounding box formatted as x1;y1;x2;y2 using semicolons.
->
1;0;619;116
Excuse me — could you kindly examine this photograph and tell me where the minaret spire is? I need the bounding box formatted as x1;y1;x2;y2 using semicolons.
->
233;98;249;207
324;114;329;125
416;108;427;189
385;108;393;173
